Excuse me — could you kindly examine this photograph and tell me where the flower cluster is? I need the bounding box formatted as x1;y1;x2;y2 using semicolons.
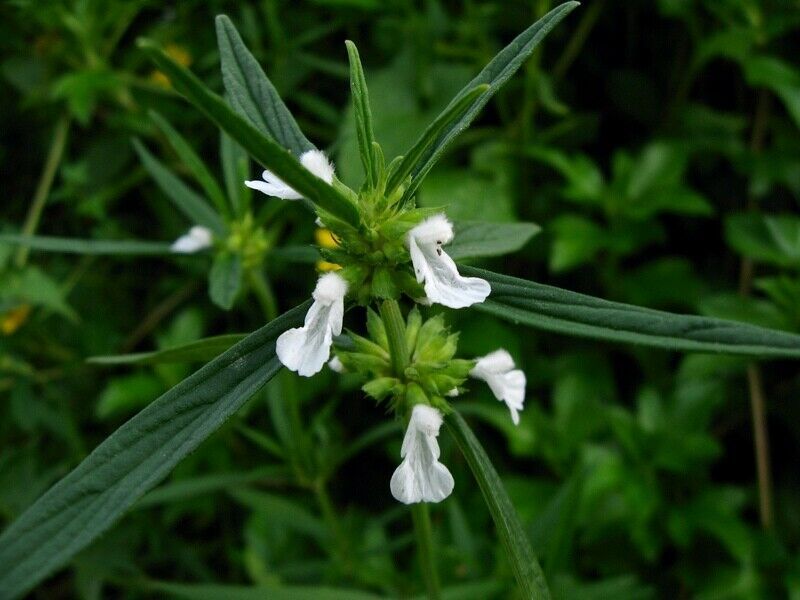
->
242;148;526;504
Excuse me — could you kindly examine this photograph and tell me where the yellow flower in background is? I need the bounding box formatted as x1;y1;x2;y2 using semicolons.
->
150;44;192;88
1;305;31;335
315;228;341;272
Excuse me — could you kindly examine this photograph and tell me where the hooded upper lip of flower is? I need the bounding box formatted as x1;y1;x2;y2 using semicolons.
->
276;271;348;377
407;215;491;309
245;149;335;200
171;225;213;253
390;404;454;504
470;349;526;425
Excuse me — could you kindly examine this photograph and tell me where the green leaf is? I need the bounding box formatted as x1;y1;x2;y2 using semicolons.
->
229;488;327;541
345;40;379;188
725;213;800;268
0;302;309;600
0;266;77;322
88;334;247;366
387;85;489;199
464;266;800;358
209;253;243;310
446;221;540;260
0;234;173;256
221;132;250;216
133;139;226;235
136;467;288;509
401;2;579;202
445;411;551;600
138;39;361;228
743;56;800;129
145;581;384;600
215;15;314;156
95;373;163;419
149;110;230;217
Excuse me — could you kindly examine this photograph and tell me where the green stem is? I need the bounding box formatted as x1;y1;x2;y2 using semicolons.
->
247;268;279;321
15;115;71;267
314;478;350;571
380;300;442;598
411;503;442;600
379;299;408;375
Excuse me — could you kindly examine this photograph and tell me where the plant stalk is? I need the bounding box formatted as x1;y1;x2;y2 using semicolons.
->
379;299;408;375
247;268;279;321
15;115;71;267
380;299;442;599
411;503;442;600
739;89;774;529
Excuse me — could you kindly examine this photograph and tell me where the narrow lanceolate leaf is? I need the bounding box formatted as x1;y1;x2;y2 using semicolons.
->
88;334;247;366
447;221;540;260
0;234;172;255
215;15;314;156
446;411;551;600
0;303;309;600
138;39;361;228
221;132;251;216
133;139;226;235
464;266;800;358
401;2;579;203
149;110;230;217
386;85;489;198
345;40;378;188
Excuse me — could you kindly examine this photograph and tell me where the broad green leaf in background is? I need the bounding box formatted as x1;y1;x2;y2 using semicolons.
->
385;85;489;199
0;267;78;322
88;334;247;366
345;40;379;188
133;139;226;235
446;411;551;600
0;234;173;255
446;221;540;260
149;110;230;217
95;372;163;419
0;302;309;600
138;39;361;227
743;56;800;130
209;252;243;310
463;266;800;357
725;213;800;268
215;15;315;156
401;1;580;204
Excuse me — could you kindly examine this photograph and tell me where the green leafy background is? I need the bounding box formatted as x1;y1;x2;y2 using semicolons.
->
2;0;800;598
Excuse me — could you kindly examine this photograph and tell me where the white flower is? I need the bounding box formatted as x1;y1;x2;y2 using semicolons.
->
327;355;345;373
276;272;347;377
245;149;335;200
171;225;213;253
407;215;491;309
390;405;454;504
470;349;526;425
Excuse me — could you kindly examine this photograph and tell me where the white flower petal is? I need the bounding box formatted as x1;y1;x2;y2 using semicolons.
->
245;150;334;201
171;225;214;253
276;272;348;377
407;215;490;309
390;405;454;504
300;150;335;183
471;349;526;425
328;355;345;373
245;169;302;200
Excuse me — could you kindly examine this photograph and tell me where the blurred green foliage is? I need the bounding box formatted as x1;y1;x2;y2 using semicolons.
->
1;0;800;598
